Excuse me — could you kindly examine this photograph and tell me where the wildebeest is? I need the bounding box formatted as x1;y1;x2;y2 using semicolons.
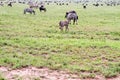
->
66;3;68;5
24;8;35;15
82;4;87;9
62;3;64;5
65;11;78;25
8;2;12;7
39;5;46;12
93;3;99;7
28;1;40;9
59;20;69;31
65;10;76;18
0;2;4;6
83;5;86;9
47;3;49;5
59;3;63;6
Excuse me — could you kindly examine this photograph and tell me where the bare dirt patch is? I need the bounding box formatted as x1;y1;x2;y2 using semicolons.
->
0;66;119;80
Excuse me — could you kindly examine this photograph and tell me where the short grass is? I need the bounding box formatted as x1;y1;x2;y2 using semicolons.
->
0;3;120;78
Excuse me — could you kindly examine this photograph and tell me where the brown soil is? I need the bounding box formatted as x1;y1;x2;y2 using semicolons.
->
0;66;119;80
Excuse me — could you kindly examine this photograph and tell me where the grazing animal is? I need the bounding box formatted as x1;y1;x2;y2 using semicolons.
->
59;20;69;31
59;3;62;6
82;4;87;9
66;3;68;5
0;2;4;6
65;11;78;25
93;3;99;7
47;3;49;5
39;5;46;12
101;4;103;6
83;5;86;9
24;8;35;15
65;10;76;18
8;2;12;7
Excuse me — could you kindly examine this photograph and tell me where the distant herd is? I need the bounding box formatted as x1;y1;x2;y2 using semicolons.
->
24;6;46;15
0;1;120;31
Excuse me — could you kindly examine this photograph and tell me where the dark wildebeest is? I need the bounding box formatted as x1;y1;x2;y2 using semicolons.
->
65;11;78;25
59;20;69;31
83;4;87;9
65;10;76;17
47;3;49;5
83;5;86;9
93;3;99;7
24;8;35;15
0;2;4;6
8;2;12;7
59;3;62;6
62;3;64;5
39;5;46;12
66;3;68;5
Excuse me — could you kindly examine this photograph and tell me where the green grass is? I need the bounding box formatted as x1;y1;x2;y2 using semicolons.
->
0;3;120;78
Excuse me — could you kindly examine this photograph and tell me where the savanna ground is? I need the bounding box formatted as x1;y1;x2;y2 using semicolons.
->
0;3;120;80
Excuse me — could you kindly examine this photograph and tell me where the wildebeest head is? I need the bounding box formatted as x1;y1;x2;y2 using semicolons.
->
65;12;69;18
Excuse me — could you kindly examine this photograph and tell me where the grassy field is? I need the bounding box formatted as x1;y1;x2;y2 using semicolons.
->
0;3;120;78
